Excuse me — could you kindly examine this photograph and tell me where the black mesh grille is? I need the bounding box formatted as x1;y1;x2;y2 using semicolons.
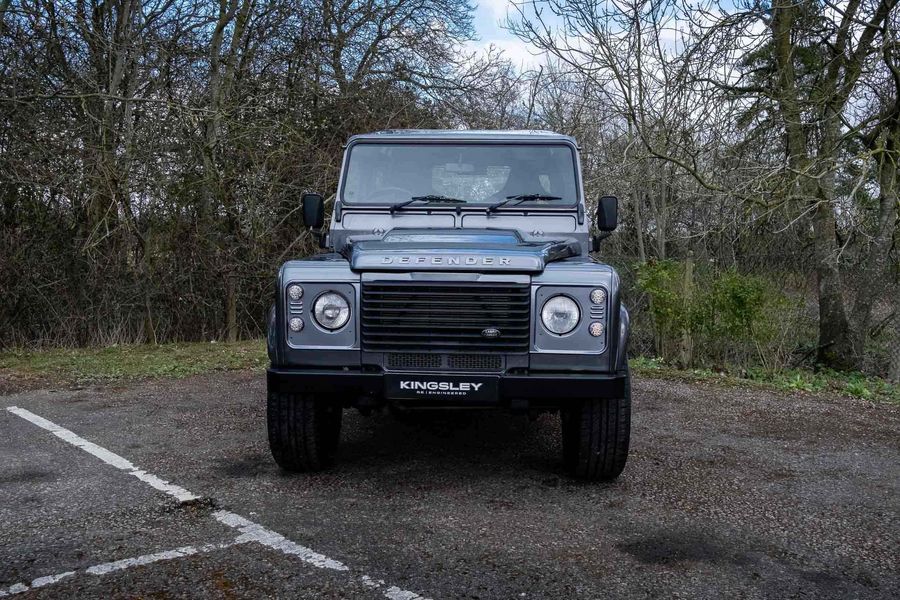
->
386;353;442;370
386;353;504;371
447;354;502;371
362;282;530;353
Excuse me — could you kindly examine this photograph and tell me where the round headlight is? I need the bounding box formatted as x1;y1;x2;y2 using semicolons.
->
541;295;580;335
590;288;606;305
287;285;303;301
313;292;350;330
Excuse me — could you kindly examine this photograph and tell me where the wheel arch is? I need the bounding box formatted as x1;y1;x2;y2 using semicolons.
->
616;304;630;371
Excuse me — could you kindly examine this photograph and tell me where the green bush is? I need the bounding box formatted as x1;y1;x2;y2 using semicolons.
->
634;260;688;343
693;270;774;341
635;260;794;369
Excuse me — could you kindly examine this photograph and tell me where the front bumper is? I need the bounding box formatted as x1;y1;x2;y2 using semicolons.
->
267;367;628;408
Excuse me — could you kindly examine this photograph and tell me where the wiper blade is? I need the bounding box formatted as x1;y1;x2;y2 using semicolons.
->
487;193;562;213
409;194;466;203
389;195;466;214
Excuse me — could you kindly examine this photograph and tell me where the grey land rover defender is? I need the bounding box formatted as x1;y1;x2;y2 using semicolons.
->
266;130;630;481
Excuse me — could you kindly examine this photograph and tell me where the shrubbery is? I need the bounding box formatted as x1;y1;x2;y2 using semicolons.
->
634;260;804;371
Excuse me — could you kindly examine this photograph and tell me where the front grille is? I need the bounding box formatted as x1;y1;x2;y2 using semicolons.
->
448;354;502;370
386;353;504;372
387;353;442;370
362;282;530;353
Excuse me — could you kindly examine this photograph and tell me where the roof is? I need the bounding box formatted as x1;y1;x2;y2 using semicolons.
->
347;129;577;145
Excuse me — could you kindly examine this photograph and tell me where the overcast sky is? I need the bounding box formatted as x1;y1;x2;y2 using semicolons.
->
470;0;543;70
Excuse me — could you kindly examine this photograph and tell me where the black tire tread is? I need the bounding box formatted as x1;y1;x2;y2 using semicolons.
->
267;391;341;472
562;373;631;481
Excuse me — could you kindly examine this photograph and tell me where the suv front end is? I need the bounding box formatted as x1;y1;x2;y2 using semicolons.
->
266;130;631;480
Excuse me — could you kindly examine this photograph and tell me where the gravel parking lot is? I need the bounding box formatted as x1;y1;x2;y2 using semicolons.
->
1;372;898;599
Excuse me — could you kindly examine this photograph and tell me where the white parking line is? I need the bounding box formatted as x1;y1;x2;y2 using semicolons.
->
0;572;75;597
5;405;432;600
6;406;198;503
85;541;243;575
213;510;348;570
0;542;244;597
360;575;430;600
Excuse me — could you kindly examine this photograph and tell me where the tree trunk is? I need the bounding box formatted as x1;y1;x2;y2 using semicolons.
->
651;182;667;260
679;251;694;368
849;126;900;360
812;113;856;368
770;2;857;370
889;317;900;383
144;292;157;345
205;0;252;345
811;198;855;369
225;274;238;342
632;189;646;263
627;122;647;263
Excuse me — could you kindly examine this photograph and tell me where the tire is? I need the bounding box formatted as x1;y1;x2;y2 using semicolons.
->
267;391;342;472
561;373;631;481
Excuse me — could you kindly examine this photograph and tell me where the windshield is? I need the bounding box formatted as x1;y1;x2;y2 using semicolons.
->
341;143;579;206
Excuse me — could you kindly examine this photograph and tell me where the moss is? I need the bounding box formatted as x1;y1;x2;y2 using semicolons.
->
631;356;900;405
3;342;897;406
0;340;267;386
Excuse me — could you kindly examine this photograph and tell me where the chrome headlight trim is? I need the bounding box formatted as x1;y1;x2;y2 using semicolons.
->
540;294;581;335
312;291;351;331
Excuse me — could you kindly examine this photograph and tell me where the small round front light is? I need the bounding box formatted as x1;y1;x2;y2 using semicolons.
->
313;292;350;330
289;317;304;332
287;285;303;301
541;295;580;335
589;322;604;337
590;288;606;304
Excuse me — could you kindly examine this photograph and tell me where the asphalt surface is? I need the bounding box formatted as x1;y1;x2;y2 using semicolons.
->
1;372;898;599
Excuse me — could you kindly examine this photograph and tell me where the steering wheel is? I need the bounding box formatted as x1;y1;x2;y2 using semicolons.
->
368;187;413;201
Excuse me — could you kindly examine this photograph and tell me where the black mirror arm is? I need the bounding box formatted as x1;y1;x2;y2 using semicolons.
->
318;199;331;248
306;217;327;250
591;231;613;252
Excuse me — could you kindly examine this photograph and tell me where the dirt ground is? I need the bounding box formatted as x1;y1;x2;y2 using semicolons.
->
1;372;898;598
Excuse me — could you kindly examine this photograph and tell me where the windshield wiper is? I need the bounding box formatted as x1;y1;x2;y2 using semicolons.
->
486;193;562;213
389;195;465;214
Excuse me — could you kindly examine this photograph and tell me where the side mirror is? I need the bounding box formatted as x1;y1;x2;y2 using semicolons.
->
302;193;325;229
597;195;618;232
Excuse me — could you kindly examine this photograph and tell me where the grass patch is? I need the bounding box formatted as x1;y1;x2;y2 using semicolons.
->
630;356;900;405
0;340;267;386
2;341;897;405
